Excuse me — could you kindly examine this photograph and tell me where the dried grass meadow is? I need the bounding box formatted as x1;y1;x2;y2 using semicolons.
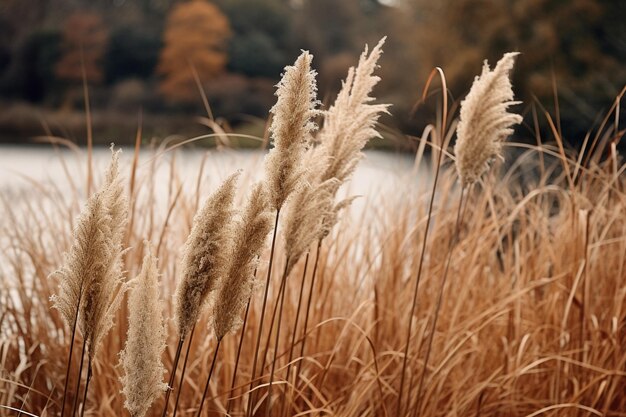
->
1;40;625;417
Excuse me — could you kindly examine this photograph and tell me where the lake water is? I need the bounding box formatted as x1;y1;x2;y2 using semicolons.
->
0;146;424;204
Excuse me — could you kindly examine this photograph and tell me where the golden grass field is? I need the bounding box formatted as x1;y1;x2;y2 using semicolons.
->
1;46;625;417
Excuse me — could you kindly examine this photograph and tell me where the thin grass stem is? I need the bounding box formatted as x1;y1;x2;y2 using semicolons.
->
411;187;467;417
195;338;222;417
78;360;92;417
267;260;291;413
282;252;310;417
226;298;251;415
161;337;185;417
60;309;80;417
246;209;280;417
172;325;196;417
70;340;87;417
297;240;322;377
396;133;445;416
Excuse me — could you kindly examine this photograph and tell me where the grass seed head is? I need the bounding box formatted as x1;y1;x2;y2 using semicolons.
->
264;50;320;211
174;171;239;338
212;183;274;340
454;52;523;186
120;241;167;417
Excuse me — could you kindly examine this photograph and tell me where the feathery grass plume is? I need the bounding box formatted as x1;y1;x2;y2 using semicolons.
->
174;171;240;339
319;195;359;240
79;150;129;361
51;147;129;361
50;191;112;332
454;52;523;186
120;242;167;417
103;145;128;245
264;50;320;210
316;38;389;184
212;183;274;341
283;175;339;274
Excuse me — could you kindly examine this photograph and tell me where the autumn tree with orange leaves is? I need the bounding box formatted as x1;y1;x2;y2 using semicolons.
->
55;12;108;85
158;0;231;103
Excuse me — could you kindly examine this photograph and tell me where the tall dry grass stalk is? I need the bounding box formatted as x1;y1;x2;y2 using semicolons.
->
411;51;524;416
262;40;389;412
291;38;389;392
119;242;166;417
50;147;127;417
80;148;127;361
195;184;273;417
396;66;450;417
248;50;320;416
263;174;338;411
166;171;239;417
315;38;389;186
49;190;110;417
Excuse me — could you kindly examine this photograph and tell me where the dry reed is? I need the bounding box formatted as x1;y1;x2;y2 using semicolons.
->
1;48;625;417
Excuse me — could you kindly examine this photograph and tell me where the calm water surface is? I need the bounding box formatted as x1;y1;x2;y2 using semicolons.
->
0;146;422;201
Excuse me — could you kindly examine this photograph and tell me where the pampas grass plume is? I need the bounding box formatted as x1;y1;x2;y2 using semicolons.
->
283;176;339;274
79;150;128;360
104;145;128;244
51;148;128;360
174;171;239;338
50;191;112;331
120;242;167;417
454;52;523;186
264;50;320;210
212;183;274;340
316;38;389;184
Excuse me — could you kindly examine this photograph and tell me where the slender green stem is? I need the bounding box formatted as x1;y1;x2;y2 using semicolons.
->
226;298;251;415
161;336;185;417
78;360;92;417
246;209;280;417
70;340;87;417
267;260;291;414
282;252;310;417
396;137;445;416
411;187;466;417
195;338;222;417
172;325;196;417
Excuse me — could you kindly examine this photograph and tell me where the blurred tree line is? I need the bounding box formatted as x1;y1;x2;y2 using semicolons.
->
0;0;624;144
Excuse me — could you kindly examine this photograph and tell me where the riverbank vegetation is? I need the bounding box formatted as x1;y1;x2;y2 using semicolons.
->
1;39;625;417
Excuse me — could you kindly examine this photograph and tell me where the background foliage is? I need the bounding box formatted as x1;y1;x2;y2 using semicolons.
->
0;0;624;144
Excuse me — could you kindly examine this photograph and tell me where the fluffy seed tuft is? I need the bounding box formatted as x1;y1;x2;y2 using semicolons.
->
51;148;128;361
212;183;274;340
454;52;523;186
174;171;239;338
264;50;320;211
119;242;167;417
283;175;339;274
